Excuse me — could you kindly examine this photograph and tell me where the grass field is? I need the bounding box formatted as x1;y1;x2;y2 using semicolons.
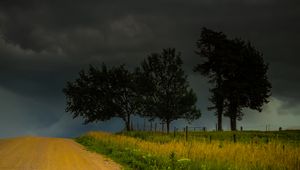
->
120;130;300;144
76;130;300;170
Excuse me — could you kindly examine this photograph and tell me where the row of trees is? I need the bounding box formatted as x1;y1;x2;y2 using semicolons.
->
63;48;201;133
63;28;271;132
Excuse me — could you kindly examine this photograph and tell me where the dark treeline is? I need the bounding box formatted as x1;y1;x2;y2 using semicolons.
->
63;48;201;133
63;28;271;132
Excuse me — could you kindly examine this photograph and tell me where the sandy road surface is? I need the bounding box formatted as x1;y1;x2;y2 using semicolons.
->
0;136;121;170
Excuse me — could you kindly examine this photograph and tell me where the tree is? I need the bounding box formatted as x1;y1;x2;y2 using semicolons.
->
194;28;271;131
222;39;271;130
194;27;230;131
139;48;201;133
63;64;142;131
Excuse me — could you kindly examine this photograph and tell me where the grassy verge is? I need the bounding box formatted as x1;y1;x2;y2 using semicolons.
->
76;131;300;170
76;135;204;170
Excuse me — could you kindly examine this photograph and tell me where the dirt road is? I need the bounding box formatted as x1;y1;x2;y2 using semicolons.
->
0;136;121;170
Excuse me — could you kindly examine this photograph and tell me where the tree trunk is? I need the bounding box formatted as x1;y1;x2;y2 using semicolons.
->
125;114;131;131
217;99;223;131
216;74;224;131
217;112;223;131
229;102;237;131
230;115;237;131
166;120;170;134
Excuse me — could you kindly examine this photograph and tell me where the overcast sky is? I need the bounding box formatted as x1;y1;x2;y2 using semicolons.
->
1;0;300;138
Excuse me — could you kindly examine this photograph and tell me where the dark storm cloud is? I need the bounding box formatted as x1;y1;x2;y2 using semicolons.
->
0;0;300;137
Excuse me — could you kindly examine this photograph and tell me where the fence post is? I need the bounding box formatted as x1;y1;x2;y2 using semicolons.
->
209;135;212;143
185;126;188;141
150;122;153;131
155;123;157;132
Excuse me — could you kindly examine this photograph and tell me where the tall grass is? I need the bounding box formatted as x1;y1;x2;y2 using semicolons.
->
77;131;300;170
121;130;300;144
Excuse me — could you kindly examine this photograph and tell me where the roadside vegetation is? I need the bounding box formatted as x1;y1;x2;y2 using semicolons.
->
77;131;300;170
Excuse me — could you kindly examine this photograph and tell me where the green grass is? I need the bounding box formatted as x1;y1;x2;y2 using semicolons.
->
76;130;300;170
76;135;207;170
119;130;300;144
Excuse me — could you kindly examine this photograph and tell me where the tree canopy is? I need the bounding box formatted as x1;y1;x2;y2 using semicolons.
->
194;28;229;131
139;48;201;133
194;28;271;131
222;39;271;130
63;64;142;131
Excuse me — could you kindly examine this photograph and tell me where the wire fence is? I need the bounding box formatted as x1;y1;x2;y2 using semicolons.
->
127;120;300;144
130;120;284;132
